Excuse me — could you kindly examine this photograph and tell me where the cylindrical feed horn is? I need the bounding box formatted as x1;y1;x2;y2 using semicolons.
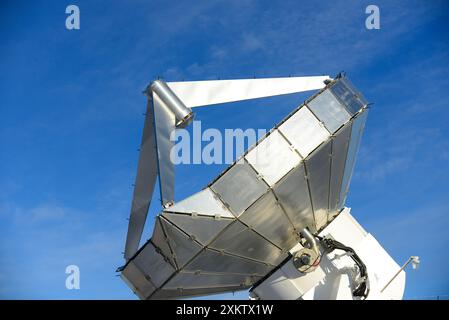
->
150;80;194;128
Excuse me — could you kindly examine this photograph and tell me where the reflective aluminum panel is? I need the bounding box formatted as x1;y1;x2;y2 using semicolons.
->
307;90;350;133
330;81;364;115
211;160;267;217
273;163;316;233
209;220;285;265
165;187;234;218
162;212;232;246
328;123;352;220
151;218;177;268
133;242;175;287
239;191;297;249
340;78;368;106
338;109;368;209
121;261;156;299
245;130;301;186
183;249;272;276
159;216;203;268
305;141;332;231
151;286;244;299
164;271;260;290
279;106;330;158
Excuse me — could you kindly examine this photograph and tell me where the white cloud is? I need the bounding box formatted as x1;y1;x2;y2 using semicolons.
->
241;33;264;52
29;204;67;222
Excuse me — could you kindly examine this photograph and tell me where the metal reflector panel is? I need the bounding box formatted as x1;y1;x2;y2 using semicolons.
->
209;220;286;265
338;109;368;209
164;271;260;290
151;286;245;299
245;130;301;186
279;106;330;158
183;249;273;276
273;163;316;233
121;261;156;299
165;188;234;218
239;191;297;249
328;123;352;220
151;218;176;268
133;242;175;287
307;90;351;133
340;78;368;106
330;81;364;115
305;141;332;231
211;161;267;217
161;212;232;245
159;216;203;268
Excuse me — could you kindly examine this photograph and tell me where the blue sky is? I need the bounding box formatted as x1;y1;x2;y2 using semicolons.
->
1;0;448;299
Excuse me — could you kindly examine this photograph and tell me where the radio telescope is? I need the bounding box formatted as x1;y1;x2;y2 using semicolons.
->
118;75;407;300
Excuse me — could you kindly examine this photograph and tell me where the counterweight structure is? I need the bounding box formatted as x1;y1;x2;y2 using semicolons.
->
119;75;406;300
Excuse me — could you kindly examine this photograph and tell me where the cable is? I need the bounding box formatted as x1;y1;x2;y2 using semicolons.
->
315;235;370;299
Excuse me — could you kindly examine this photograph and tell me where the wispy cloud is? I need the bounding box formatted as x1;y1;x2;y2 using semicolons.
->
160;0;441;80
364;200;449;256
29;204;67;222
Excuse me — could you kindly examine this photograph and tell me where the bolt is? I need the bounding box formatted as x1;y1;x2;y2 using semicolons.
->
300;253;311;265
